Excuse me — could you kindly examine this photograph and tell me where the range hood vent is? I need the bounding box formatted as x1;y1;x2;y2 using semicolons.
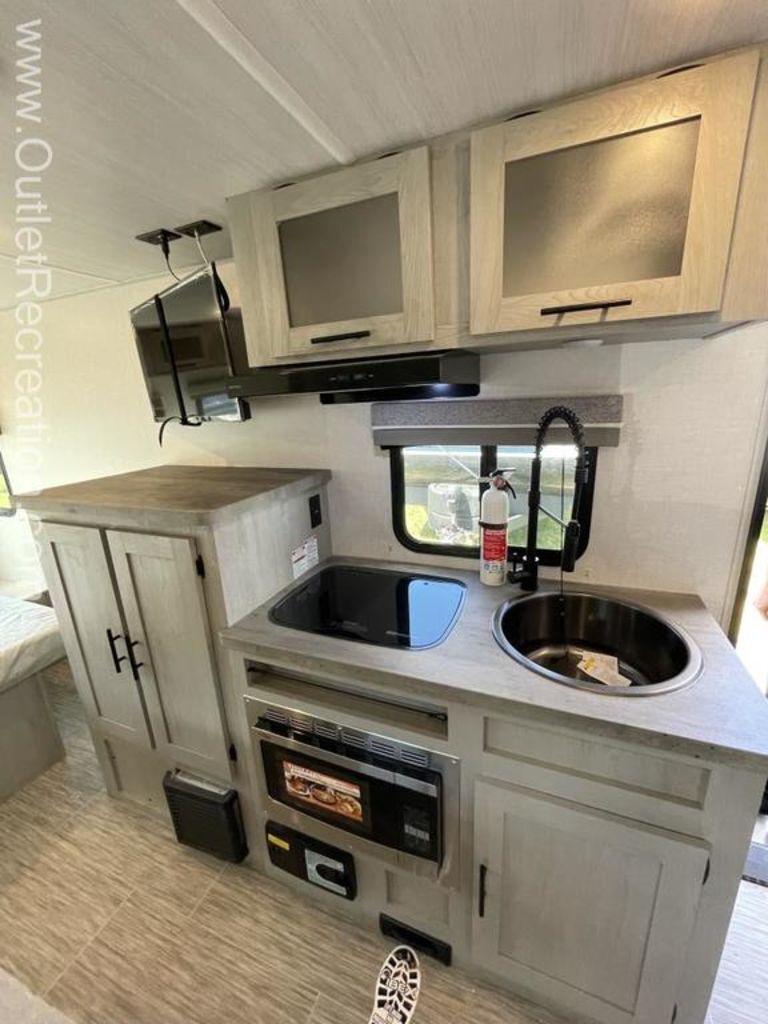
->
226;351;480;405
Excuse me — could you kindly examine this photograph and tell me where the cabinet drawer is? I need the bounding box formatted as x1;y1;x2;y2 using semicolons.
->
482;715;709;836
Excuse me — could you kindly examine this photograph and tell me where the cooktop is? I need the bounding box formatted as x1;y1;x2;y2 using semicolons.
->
269;565;466;650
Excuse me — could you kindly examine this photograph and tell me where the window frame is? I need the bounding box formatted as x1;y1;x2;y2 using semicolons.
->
389;443;598;566
0;452;14;517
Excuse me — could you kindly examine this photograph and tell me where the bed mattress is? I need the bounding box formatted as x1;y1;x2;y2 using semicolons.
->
0;595;65;691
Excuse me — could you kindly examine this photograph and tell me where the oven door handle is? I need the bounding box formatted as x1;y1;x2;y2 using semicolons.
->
252;725;439;797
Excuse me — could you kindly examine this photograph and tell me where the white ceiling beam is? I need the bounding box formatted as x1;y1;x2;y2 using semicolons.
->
175;0;355;166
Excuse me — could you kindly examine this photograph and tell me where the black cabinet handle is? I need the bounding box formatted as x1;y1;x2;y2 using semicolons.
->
310;330;371;345
478;863;488;918
125;634;145;682
106;629;127;674
540;299;632;316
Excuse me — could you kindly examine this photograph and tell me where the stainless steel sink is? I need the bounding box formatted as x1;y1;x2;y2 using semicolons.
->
492;591;702;695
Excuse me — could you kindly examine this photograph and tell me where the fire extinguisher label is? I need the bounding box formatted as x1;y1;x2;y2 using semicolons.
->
482;526;507;562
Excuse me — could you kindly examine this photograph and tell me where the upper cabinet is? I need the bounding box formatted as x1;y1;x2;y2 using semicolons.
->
229;47;768;362
470;51;762;336
228;147;435;364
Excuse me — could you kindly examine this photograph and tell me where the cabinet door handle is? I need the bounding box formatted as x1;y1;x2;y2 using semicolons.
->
106;629;127;674
478;863;488;918
125;634;145;682
310;330;371;345
540;299;632;316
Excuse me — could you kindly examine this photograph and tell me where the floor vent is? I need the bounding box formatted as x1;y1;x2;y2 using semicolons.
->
379;914;452;966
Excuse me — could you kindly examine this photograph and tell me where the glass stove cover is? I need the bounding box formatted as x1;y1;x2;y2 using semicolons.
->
269;566;466;650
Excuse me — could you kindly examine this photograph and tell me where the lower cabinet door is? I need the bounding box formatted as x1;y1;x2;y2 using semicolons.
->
38;522;152;746
106;530;231;781
473;778;709;1024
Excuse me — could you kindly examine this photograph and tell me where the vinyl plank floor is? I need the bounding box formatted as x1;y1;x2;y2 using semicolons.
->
193;865;565;1024
707;881;768;1024
0;660;764;1024
47;891;319;1024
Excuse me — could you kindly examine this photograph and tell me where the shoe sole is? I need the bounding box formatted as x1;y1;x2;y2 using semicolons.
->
368;945;421;1024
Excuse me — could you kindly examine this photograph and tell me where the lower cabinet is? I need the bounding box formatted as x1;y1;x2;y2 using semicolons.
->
473;778;709;1024
39;522;231;782
39;523;152;746
106;529;230;778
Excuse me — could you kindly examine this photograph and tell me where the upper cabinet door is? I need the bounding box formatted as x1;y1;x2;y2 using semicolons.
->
470;52;759;335
38;523;152;746
106;531;231;781
228;146;434;362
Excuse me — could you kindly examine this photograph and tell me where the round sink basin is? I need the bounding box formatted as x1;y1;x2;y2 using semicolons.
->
492;591;702;696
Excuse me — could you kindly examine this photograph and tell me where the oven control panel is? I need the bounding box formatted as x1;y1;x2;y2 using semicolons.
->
402;804;435;856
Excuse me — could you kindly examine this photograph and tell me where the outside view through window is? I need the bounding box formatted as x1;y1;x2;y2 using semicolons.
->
401;444;578;551
736;501;768;695
0;454;12;515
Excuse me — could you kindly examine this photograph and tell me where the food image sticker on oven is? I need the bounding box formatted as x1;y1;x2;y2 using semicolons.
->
283;761;363;822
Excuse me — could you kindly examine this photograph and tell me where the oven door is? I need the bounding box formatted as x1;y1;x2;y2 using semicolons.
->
256;732;442;864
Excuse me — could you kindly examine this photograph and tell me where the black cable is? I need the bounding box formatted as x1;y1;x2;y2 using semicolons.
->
159;230;180;282
163;249;181;282
158;415;203;447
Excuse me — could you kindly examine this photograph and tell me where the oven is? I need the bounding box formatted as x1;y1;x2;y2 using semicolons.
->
245;696;460;885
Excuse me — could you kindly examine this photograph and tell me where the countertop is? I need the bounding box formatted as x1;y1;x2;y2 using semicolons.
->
222;557;768;769
16;465;331;525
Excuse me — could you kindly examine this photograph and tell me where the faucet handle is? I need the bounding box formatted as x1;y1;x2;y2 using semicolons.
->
561;520;582;572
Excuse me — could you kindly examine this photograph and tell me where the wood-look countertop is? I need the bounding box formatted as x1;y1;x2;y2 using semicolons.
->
222;557;768;769
16;465;332;525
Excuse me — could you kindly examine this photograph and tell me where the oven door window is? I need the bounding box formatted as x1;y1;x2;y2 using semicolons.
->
262;742;373;837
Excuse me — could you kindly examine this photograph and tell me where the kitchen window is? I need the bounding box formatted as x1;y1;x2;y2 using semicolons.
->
0;453;14;516
389;443;597;565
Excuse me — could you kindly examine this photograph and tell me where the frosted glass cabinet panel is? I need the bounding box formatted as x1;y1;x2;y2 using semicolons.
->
502;119;700;297
471;53;759;335
279;193;403;327
227;147;434;363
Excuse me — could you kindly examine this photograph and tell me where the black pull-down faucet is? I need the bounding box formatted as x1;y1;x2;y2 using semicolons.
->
507;405;587;592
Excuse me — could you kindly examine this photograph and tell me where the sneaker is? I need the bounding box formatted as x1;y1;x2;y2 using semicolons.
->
368;945;421;1024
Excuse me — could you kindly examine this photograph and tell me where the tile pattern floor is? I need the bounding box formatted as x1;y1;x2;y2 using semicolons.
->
0;661;765;1024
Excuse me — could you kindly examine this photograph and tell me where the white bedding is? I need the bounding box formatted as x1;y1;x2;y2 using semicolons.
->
0;595;65;691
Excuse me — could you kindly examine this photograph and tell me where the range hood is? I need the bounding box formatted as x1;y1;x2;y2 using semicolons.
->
225;351;480;405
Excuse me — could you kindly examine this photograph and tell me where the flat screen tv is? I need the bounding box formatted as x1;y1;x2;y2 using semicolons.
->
131;263;250;423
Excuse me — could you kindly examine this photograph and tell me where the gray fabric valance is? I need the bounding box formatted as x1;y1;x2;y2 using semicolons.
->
371;395;623;447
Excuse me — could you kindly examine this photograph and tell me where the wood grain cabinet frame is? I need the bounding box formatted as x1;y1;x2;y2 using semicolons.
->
470;51;760;335
228;146;435;363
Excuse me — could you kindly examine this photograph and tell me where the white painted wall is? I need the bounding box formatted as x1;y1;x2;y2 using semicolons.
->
1;260;767;625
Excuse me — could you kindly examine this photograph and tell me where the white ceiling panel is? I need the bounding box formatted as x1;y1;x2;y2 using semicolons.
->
2;0;768;307
0;0;335;303
216;0;768;151
0;257;114;308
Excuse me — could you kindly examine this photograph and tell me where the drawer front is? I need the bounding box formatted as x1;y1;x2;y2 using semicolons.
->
482;715;709;835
